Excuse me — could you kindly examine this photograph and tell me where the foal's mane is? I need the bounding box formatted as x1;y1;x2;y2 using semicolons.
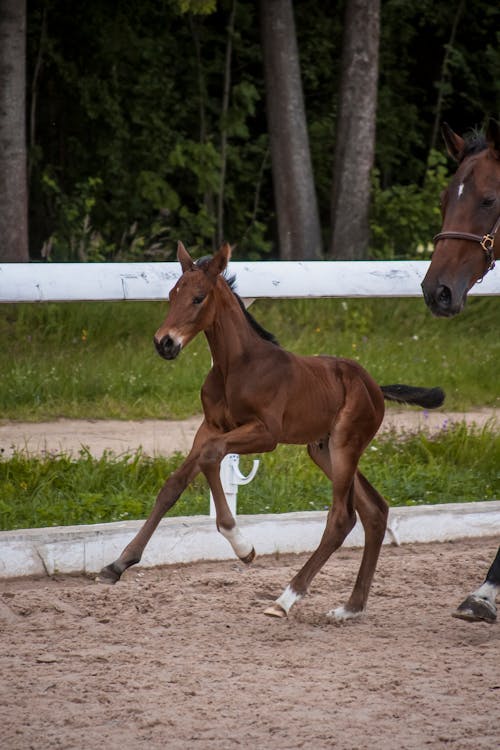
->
194;256;280;346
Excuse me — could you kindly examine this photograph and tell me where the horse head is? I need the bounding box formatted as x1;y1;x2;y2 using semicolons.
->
421;119;500;317
154;241;231;359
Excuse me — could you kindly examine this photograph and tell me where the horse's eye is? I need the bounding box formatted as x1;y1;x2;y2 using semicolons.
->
193;295;205;305
481;196;496;208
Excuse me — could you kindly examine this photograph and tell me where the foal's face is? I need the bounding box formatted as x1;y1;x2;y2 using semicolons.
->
154;269;216;360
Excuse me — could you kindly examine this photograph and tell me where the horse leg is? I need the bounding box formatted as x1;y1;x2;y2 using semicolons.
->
328;470;388;622
202;459;255;564
452;546;500;624
97;453;201;583
264;437;359;618
97;423;214;583
196;423;278;564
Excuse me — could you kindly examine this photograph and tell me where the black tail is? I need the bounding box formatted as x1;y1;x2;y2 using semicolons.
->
381;384;445;409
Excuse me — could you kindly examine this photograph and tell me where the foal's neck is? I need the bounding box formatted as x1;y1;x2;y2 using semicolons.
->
204;281;263;372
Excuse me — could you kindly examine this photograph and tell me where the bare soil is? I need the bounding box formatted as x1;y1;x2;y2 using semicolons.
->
0;408;497;459
1;537;499;750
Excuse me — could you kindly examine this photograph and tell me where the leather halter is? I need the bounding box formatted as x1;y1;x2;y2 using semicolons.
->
433;214;500;277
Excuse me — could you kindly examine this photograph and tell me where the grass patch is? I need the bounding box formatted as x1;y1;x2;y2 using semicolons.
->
1;424;498;531
0;296;499;419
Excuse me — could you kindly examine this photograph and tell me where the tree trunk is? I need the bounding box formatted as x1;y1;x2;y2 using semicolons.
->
260;0;322;260
0;0;29;262
329;0;380;260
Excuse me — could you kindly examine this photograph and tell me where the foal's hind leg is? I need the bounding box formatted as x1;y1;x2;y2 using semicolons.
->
264;437;359;618
328;470;388;622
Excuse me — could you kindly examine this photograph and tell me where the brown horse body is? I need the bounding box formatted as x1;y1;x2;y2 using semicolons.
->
100;242;443;620
422;120;500;624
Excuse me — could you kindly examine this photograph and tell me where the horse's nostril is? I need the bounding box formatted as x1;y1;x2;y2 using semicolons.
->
436;285;451;307
154;334;180;360
154;336;165;355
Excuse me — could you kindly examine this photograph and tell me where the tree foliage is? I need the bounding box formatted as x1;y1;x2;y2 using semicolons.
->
25;0;500;261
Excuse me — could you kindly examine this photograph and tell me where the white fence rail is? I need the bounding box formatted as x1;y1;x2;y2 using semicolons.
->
2;260;500;302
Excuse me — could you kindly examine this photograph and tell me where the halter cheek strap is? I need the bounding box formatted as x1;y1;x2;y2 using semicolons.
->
433;214;500;278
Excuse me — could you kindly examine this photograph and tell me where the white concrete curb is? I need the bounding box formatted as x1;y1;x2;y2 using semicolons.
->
0;501;498;579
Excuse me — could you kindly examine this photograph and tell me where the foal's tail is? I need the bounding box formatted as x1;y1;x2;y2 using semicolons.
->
381;384;445;409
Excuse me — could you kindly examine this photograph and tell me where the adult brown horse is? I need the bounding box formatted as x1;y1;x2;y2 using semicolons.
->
422;119;500;624
100;241;444;621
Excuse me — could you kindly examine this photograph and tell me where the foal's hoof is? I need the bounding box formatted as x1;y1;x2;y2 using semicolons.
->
326;605;363;623
263;602;287;618
452;595;497;624
96;563;122;585
239;547;256;565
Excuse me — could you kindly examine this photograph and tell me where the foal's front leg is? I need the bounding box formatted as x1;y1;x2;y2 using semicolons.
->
97;452;201;583
97;423;214;583
198;421;278;564
203;459;255;563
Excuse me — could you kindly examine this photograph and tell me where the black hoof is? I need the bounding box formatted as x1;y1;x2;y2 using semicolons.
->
239;547;256;565
96;562;122;585
452;595;497;624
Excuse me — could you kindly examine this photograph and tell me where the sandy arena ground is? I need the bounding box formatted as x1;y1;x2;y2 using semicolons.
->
1;412;499;748
1;537;499;750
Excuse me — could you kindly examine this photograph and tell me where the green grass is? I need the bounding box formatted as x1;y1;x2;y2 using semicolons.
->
1;424;498;531
0;296;499;419
1;296;498;531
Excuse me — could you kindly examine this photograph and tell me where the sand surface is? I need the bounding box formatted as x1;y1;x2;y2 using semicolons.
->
1;412;498;748
1;537;499;750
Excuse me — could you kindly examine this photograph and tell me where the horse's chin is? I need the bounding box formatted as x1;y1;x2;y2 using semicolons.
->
158;346;181;361
429;298;466;318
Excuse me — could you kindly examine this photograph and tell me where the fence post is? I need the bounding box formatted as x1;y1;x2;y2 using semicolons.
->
209;454;260;517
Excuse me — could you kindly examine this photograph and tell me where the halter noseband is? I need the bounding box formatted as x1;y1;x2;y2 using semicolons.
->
433;214;500;277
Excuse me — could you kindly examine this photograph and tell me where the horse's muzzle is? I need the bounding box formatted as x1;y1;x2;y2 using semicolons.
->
154;334;181;360
421;280;465;318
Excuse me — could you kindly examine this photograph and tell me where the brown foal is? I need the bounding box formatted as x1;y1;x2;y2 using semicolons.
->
99;241;444;620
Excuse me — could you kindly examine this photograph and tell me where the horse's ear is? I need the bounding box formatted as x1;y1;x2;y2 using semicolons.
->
207;242;232;280
442;123;465;162
486;118;500;158
177;241;195;272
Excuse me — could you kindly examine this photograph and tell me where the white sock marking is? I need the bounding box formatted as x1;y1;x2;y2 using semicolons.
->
473;581;499;606
219;525;253;559
327;606;364;623
275;585;301;614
